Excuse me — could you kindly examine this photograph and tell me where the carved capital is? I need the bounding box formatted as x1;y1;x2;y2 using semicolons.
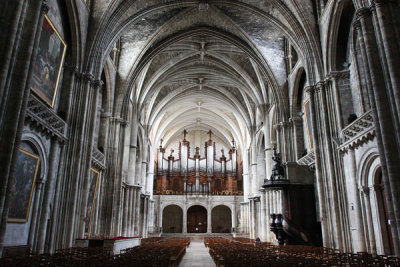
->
290;116;302;126
280;121;289;128
315;81;325;92
355;7;371;20
83;73;95;84
41;3;49;14
352;19;362;30
93;79;104;90
274;123;282;131
360;186;370;195
304;85;314;95
100;112;112;119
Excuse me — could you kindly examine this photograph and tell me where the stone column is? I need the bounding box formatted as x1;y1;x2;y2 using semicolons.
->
146;151;155;194
122;185;129;236
328;74;344;131
158;202;163;233
141;147;148;187
251;140;258;196
280;122;290;162
134;189;141;235
207;201;212;233
183;202;187;233
361;187;377;254
259;189;267;241
142;196;149;238
0;0;26;103
128;112;138;185
37;138;61;253
231;202;236;233
263;110;273;179
242;151;250;199
346;149;366;252
371;0;400;128
0;1;46;254
316;81;343;250
249;198;255;239
356;7;400;254
304;86;329;247
274;124;282;157
78;78;103;238
266;190;271;242
129;188;136;236
28;179;44;248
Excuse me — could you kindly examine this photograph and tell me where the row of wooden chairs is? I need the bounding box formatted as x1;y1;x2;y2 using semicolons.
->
0;247;113;266
0;238;190;266
205;238;400;266
116;238;190;266
140;236;165;244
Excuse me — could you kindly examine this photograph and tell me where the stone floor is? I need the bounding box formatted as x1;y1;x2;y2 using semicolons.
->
179;241;216;267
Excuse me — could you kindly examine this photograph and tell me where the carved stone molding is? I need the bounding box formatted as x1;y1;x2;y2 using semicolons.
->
92;148;106;170
297;150;315;167
355;7;372;20
339;110;375;152
25;94;67;142
327;70;350;80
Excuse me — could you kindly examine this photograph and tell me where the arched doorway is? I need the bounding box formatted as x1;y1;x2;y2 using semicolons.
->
162;205;183;233
211;205;232;233
187;205;207;233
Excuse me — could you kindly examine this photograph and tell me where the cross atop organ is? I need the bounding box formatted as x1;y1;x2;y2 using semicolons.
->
154;130;240;195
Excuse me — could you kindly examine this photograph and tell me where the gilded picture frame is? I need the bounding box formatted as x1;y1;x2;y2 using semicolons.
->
85;168;100;234
8;149;40;223
30;14;67;107
303;98;314;151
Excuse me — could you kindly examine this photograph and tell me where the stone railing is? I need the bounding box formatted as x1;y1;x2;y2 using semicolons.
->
92;148;106;170
26;94;67;141
339;110;375;151
297;150;315;167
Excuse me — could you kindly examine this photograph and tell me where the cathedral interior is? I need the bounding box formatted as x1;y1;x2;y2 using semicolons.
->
1;0;400;265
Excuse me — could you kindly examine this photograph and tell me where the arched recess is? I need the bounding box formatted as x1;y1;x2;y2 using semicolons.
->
162;205;183;233
187;205;207;233
373;168;394;255
358;151;393;255
291;68;308;159
5;133;47;247
211;205;232;233
96;57;115;154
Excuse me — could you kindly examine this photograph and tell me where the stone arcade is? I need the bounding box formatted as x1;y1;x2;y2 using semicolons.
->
0;0;400;261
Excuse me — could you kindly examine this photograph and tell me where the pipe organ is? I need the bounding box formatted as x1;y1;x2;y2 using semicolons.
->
154;130;241;195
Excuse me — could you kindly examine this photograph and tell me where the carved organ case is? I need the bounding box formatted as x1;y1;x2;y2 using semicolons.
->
154;130;241;195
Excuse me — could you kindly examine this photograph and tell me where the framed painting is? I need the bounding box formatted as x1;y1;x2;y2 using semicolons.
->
303;98;314;151
8;149;40;223
30;14;67;107
84;168;100;234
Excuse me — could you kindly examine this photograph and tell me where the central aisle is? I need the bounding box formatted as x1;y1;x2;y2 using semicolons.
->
179;241;216;267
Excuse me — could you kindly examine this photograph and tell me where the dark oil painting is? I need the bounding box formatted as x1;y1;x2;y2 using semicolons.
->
8;149;40;222
30;15;66;107
85;168;100;234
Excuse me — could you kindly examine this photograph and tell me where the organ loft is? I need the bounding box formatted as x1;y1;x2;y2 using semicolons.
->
154;130;241;195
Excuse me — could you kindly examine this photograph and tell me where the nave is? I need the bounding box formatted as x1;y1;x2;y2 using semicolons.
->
1;235;400;266
1;0;400;263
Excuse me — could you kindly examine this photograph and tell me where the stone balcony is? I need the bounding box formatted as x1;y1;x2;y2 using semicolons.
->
26;94;67;142
92;148;106;170
339;110;375;152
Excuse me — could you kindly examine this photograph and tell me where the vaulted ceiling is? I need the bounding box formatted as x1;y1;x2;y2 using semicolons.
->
87;0;321;151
